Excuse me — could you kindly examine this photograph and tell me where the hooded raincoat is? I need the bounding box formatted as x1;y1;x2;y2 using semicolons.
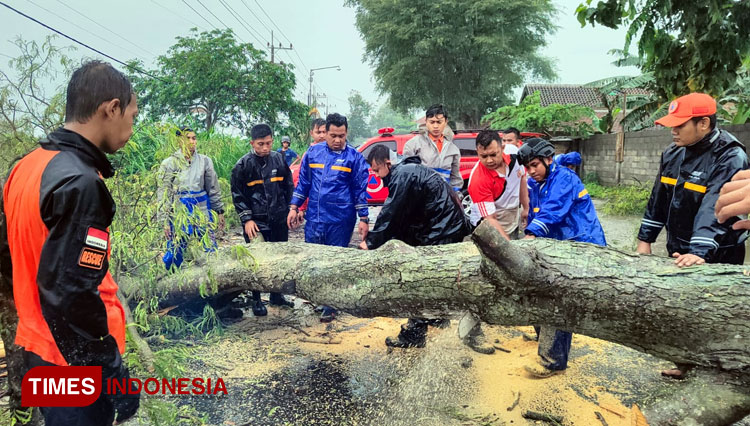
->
525;162;606;245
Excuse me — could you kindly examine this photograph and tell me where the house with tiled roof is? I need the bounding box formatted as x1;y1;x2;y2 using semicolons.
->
520;84;652;133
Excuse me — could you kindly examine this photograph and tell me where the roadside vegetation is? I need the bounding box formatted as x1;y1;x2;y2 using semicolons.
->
584;173;651;216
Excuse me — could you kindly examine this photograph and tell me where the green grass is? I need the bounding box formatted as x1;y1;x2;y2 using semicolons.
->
584;174;651;216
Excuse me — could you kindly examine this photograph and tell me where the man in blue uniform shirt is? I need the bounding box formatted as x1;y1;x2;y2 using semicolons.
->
288;113;370;322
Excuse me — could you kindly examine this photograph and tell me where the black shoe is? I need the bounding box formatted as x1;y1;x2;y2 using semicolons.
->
252;300;267;317
385;334;425;348
385;323;426;348
269;293;295;308
320;306;337;323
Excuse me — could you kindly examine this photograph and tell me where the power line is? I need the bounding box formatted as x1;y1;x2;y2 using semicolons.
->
239;0;273;35
180;0;218;30
26;0;148;62
152;0;207;31
281;50;310;88
53;0;157;59
217;0;267;48
194;0;233;32
0;1;167;83
242;0;311;88
250;1;309;74
253;0;290;44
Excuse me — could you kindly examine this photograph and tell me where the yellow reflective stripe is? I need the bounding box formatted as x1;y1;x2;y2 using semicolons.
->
270;177;284;182
309;163;325;168
578;189;589;198
684;182;707;193
330;166;352;172
246;180;263;187
660;176;677;185
533;207;540;213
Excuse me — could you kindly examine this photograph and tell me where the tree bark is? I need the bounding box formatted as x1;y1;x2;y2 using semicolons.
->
45;221;750;424
125;222;750;374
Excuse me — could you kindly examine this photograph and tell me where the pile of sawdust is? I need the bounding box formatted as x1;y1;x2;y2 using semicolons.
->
177;305;671;425
471;325;656;425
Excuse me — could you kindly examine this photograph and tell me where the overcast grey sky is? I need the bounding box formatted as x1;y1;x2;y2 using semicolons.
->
1;0;637;117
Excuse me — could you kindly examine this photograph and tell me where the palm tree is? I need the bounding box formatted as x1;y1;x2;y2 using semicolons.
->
584;51;665;132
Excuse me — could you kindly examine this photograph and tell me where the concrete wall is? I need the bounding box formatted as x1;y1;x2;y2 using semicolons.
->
577;124;750;186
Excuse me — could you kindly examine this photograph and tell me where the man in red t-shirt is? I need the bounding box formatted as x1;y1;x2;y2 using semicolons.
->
458;130;530;353
468;129;529;239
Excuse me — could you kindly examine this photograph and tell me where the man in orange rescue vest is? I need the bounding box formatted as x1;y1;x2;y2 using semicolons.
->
1;60;140;425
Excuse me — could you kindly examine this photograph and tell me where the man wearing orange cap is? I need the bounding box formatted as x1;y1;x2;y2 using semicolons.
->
637;93;748;378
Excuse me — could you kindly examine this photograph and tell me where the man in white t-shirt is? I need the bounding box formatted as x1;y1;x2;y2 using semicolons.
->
469;129;529;239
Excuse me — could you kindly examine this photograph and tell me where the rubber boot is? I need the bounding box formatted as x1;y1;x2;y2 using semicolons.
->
251;291;267;317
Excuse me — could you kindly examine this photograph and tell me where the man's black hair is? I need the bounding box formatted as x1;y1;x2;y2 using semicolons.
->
425;104;447;120
311;118;326;131
176;126;193;136
326;113;348;130
504;127;521;139
691;114;717;130
251;123;273;140
65;60;133;123
476;129;502;148
367;144;391;165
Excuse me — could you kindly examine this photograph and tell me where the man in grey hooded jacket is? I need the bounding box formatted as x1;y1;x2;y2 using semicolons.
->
158;126;225;269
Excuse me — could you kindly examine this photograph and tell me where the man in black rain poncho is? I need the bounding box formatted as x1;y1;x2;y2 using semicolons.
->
360;145;481;350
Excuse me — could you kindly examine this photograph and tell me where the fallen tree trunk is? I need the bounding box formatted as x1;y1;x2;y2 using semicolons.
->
117;221;750;424
126;223;750;373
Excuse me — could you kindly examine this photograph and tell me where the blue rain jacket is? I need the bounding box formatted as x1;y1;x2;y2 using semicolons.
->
554;152;581;167
290;142;369;224
526;163;606;246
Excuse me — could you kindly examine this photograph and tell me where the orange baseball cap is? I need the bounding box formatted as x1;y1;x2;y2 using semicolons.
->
655;93;717;127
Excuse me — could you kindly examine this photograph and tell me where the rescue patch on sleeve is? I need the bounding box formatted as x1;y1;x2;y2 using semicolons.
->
78;247;106;270
85;227;109;250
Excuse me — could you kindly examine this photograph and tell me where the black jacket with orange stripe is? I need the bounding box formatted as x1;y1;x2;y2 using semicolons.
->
638;128;748;261
230;150;293;225
1;128;127;381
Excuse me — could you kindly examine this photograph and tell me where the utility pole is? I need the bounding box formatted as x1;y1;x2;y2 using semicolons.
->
268;31;292;64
